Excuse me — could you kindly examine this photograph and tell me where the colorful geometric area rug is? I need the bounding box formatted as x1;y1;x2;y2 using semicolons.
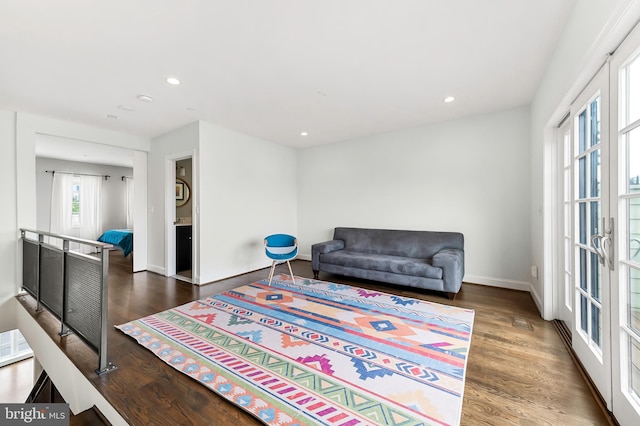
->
116;274;475;426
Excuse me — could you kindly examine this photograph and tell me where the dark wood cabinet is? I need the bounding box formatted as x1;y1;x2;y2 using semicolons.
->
176;225;192;272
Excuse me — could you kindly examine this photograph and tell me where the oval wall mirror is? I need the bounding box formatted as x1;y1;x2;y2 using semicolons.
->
175;178;190;207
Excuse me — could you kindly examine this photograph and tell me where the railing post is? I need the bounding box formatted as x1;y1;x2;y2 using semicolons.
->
59;239;71;337
36;233;44;312
96;247;116;375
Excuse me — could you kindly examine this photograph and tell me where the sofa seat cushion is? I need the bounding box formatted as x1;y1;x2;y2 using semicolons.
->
320;250;443;280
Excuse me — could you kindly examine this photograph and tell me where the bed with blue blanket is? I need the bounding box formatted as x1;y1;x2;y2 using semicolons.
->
98;229;133;256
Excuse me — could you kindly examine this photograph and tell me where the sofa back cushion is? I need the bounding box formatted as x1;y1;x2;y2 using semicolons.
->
333;227;463;259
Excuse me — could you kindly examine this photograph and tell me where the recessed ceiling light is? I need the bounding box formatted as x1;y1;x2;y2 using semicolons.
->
118;105;135;111
443;96;456;103
301;132;308;136
137;95;153;103
166;77;181;85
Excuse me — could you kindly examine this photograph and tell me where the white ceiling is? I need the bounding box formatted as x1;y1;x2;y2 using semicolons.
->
1;1;576;150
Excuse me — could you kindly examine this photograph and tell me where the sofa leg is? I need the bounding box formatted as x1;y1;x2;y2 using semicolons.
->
313;270;319;279
446;292;457;300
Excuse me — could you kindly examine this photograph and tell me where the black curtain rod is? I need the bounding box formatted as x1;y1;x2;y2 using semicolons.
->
45;170;111;180
121;175;133;181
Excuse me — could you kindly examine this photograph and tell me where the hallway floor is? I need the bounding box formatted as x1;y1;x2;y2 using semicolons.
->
0;357;34;403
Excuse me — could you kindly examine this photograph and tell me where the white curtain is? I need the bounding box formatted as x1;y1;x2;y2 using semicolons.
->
79;175;102;243
125;177;134;229
50;173;102;252
50;173;75;237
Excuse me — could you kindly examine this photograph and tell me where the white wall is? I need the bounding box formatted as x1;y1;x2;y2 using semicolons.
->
35;157;133;232
0;110;17;334
198;121;298;284
530;0;640;316
298;106;532;289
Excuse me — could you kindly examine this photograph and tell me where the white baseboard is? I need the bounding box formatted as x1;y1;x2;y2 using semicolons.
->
298;253;312;261
146;264;165;276
463;275;532;292
528;284;544;316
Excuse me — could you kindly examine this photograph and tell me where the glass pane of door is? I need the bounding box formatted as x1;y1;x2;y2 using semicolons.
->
632;338;640;399
575;94;604;356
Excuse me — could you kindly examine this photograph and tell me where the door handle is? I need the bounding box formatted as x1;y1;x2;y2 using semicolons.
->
591;233;606;266
590;217;614;270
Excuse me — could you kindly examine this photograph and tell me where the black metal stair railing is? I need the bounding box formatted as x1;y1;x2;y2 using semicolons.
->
20;228;116;375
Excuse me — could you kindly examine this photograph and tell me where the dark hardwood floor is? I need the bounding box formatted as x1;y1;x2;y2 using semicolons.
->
15;254;610;425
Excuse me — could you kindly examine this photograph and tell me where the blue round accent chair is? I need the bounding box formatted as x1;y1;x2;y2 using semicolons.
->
264;234;298;286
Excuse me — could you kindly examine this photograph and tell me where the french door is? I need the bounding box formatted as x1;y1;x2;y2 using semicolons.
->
569;66;612;405
557;23;640;425
609;23;640;425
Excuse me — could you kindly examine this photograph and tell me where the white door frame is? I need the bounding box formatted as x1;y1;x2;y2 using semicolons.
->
164;150;198;283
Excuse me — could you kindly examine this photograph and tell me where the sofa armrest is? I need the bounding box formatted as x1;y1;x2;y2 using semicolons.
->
311;240;345;271
432;248;465;293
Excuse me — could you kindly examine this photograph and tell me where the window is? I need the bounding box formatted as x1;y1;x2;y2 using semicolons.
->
71;180;80;227
0;329;33;368
51;173;102;247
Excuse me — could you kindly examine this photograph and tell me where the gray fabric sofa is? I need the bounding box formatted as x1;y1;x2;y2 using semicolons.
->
311;227;464;299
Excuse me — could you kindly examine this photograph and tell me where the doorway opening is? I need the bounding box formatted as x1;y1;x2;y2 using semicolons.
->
174;157;193;282
165;151;197;284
